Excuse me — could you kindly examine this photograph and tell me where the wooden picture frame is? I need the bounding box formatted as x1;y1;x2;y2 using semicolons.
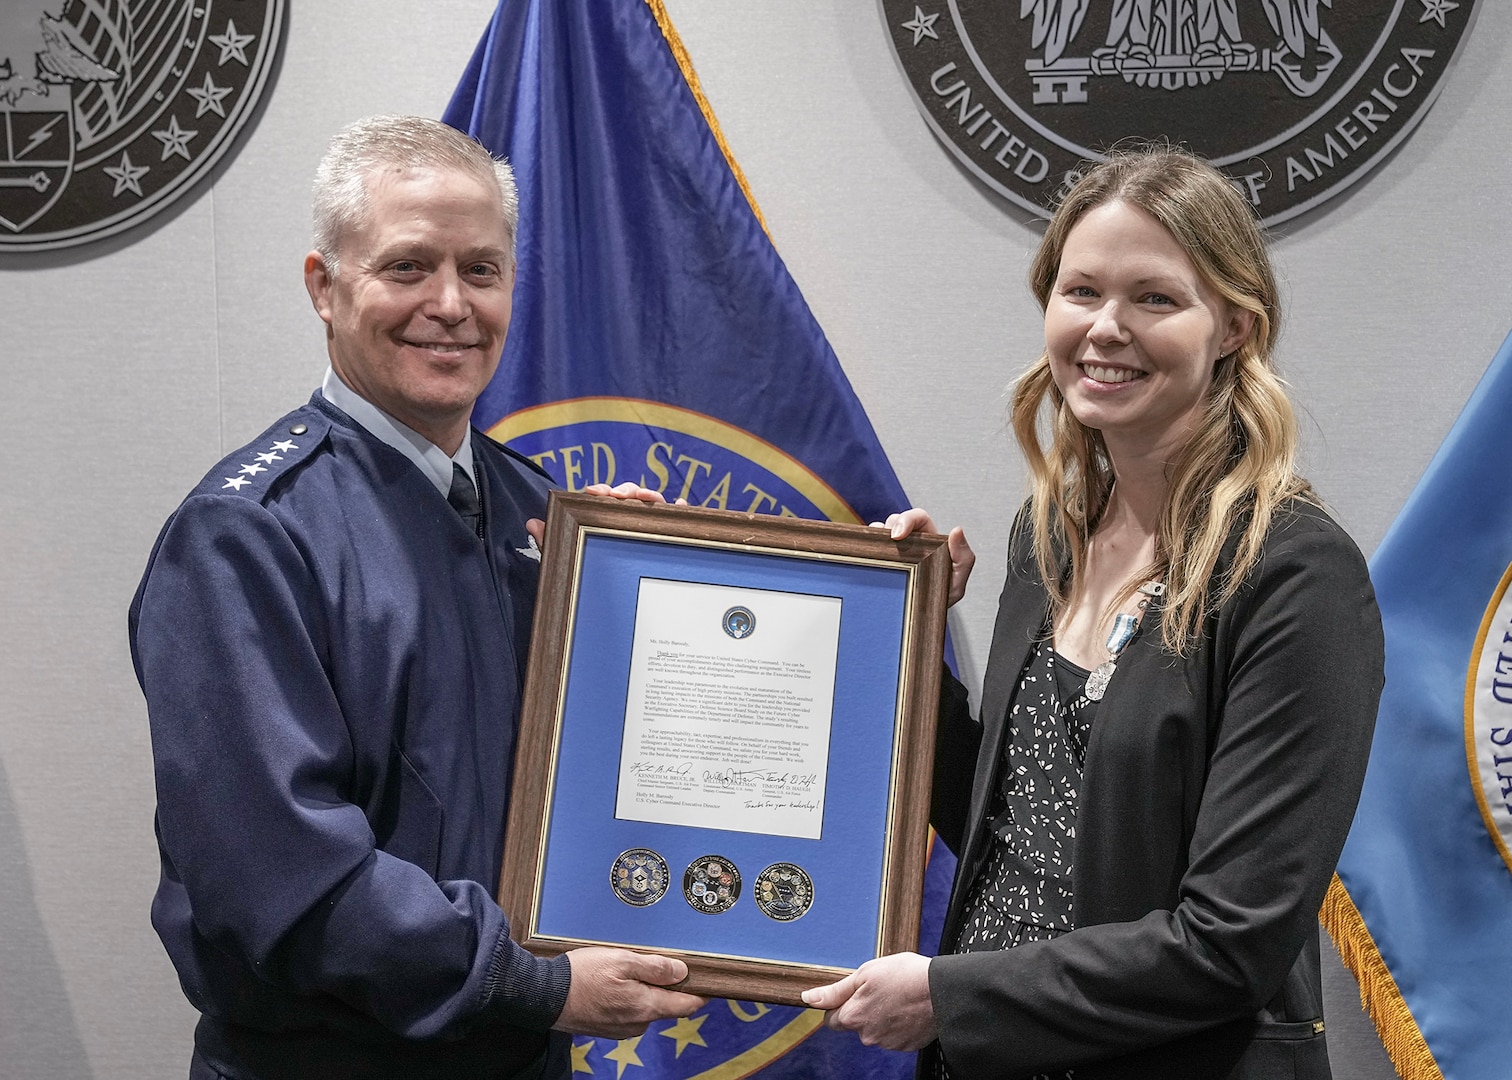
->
498;491;949;1006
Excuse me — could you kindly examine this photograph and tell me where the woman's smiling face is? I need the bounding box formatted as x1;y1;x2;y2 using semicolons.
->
1044;199;1252;460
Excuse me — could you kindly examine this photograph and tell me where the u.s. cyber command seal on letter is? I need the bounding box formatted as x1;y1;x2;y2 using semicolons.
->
0;0;286;251
880;0;1479;225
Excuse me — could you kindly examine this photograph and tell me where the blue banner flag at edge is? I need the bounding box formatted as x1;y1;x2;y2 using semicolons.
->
443;2;955;1077
1322;329;1512;1080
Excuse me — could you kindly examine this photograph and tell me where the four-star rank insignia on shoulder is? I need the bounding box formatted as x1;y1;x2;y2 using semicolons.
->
206;416;320;500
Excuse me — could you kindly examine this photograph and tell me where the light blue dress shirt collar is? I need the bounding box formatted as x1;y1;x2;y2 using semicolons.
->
320;367;475;499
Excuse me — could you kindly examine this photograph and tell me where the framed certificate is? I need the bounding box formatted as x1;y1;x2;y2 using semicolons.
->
498;492;950;1005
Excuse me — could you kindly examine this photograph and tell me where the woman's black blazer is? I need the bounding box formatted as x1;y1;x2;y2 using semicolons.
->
926;499;1385;1080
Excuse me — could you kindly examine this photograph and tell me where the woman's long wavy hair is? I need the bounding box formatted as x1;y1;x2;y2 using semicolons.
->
1010;146;1314;653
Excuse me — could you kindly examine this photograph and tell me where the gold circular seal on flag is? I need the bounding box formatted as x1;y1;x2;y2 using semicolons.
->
1465;560;1512;875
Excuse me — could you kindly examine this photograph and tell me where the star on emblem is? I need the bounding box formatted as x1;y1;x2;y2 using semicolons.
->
103;151;150;197
901;6;940;46
208;20;257;66
569;1039;594;1075
516;534;542;562
238;462;267;476
152;116;198;161
186;73;235;118
657;1014;708;1057
255;452;283;465
271;440;299;453
603;1036;644;1079
222;476;249;490
1418;0;1459;26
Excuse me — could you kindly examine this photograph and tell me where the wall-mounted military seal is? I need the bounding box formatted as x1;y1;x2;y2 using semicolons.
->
0;0;286;251
880;0;1479;225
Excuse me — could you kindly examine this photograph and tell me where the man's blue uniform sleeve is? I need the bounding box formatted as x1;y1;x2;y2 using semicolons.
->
132;490;570;1040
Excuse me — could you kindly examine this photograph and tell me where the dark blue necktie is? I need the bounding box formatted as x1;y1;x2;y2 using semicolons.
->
448;462;482;538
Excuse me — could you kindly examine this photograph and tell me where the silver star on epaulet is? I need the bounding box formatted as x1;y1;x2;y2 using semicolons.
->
221;440;297;493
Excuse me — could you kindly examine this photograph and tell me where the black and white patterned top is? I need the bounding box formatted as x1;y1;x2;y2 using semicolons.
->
937;640;1097;1080
956;640;1097;946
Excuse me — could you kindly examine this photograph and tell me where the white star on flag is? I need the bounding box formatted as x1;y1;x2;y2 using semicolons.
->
222;477;250;491
239;463;267;476
271;441;298;453
255;452;283;465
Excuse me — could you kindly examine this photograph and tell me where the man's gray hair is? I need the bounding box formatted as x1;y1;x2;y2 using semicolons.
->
311;115;519;275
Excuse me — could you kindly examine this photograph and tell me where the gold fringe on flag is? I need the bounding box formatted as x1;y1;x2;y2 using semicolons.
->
641;0;772;240
1320;874;1442;1080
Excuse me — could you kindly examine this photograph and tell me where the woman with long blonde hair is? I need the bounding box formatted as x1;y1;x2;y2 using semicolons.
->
805;147;1384;1080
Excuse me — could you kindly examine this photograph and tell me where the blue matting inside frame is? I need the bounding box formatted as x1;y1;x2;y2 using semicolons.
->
534;533;907;969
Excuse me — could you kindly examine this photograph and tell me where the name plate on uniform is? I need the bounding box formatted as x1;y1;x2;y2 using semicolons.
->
498;492;949;1005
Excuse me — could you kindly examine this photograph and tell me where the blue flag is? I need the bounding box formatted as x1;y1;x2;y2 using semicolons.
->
445;1;953;1076
1322;330;1512;1080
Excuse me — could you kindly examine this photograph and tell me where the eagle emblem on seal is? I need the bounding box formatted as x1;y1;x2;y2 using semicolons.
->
1022;0;1340;98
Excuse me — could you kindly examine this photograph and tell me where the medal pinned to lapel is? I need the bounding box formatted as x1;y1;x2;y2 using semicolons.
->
1085;580;1164;702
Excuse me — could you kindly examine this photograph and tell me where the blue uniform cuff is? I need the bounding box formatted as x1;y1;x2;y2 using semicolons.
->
482;934;573;1031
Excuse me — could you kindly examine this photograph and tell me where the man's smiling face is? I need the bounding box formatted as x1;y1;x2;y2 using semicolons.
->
305;164;514;455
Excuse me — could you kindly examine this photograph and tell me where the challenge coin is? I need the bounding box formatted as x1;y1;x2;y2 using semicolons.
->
610;848;670;908
754;862;814;922
684;855;741;914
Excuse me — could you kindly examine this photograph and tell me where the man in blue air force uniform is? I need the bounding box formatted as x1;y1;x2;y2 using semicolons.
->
129;115;703;1080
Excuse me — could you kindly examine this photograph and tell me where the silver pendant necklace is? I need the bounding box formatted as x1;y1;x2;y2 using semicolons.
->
1084;580;1164;702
